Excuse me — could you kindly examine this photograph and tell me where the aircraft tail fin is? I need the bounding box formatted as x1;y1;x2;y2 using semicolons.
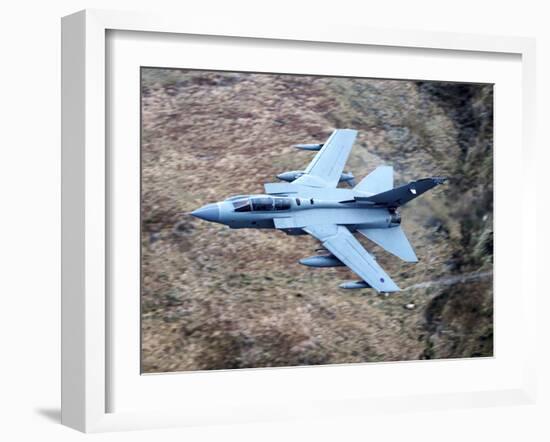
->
354;166;393;195
354;177;447;208
357;226;418;262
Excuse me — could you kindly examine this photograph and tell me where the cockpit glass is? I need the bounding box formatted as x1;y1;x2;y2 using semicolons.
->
274;198;291;210
232;196;291;212
232;198;252;212
251;197;274;211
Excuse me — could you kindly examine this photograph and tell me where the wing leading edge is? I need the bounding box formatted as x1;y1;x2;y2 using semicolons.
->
304;224;400;292
293;129;357;188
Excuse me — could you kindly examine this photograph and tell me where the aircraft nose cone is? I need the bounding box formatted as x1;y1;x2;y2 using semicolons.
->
190;203;220;223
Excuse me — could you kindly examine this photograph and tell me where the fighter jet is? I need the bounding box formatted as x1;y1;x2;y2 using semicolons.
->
191;129;446;292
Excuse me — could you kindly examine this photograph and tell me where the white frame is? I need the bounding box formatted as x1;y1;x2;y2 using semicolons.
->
61;9;537;433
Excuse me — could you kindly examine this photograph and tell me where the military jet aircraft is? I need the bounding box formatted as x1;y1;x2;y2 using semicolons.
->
191;129;446;292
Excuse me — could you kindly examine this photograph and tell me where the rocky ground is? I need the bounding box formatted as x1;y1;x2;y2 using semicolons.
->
140;68;493;373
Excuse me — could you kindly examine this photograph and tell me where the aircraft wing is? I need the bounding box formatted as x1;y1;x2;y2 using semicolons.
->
292;129;357;188
303;224;400;292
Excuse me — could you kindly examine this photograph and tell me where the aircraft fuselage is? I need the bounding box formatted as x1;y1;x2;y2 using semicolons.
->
191;193;399;233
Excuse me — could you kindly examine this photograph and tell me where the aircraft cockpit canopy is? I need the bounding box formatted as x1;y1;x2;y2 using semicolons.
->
231;196;292;212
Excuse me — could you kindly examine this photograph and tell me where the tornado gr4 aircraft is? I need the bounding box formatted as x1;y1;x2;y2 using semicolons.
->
191;129;446;292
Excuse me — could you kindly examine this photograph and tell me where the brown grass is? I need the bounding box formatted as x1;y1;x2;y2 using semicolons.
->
140;68;493;373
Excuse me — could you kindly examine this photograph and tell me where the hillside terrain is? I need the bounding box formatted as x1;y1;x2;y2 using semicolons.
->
141;68;493;372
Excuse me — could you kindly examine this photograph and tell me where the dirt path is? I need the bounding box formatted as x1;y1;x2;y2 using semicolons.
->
402;271;493;292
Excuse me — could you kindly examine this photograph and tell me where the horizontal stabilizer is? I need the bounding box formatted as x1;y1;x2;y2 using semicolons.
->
354;166;393;195
358;226;418;262
355;177;447;208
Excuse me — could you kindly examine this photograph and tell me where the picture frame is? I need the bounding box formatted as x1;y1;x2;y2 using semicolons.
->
61;9;537;433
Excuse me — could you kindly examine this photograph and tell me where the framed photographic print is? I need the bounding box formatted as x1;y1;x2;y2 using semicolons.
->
61;9;537;432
